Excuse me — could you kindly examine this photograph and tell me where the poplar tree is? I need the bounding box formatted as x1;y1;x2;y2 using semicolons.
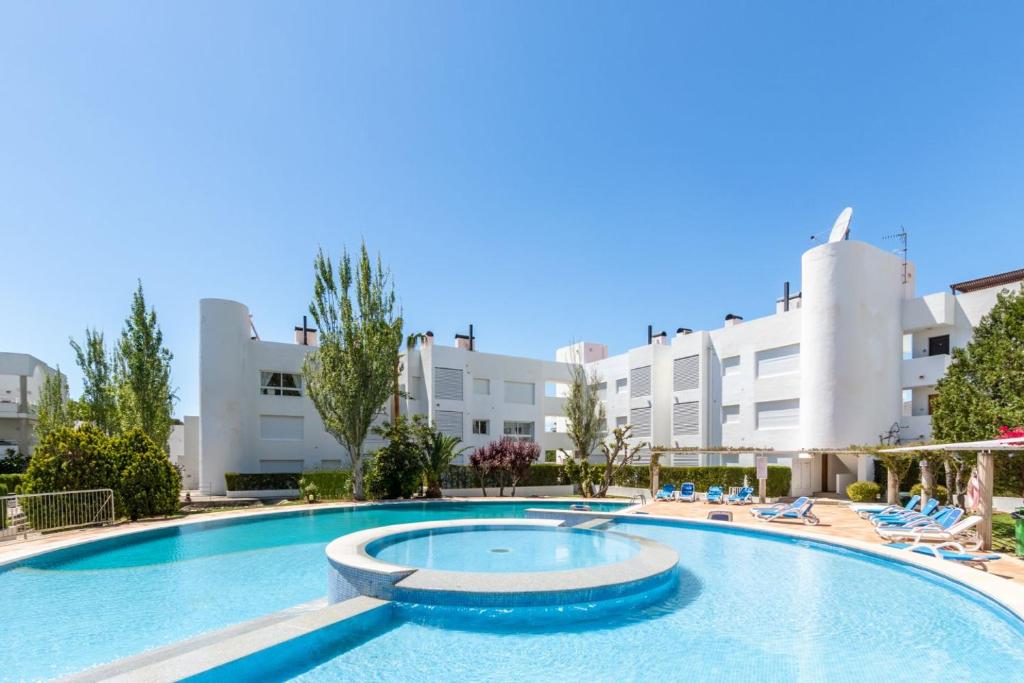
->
563;350;607;460
35;367;72;441
115;282;176;451
303;244;404;500
70;329;118;434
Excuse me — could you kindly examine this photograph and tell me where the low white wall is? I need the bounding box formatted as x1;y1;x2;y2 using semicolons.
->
226;489;300;499
994;496;1024;513
606;486;651;499
440;485;574;497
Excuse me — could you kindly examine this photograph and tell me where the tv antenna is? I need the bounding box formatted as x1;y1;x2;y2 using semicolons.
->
883;227;909;284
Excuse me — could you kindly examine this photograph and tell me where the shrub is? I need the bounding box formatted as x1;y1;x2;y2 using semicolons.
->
0;448;30;474
469;439;540;496
300;471;352;500
0;474;24;494
365;420;422;499
614;465;792;498
846;480;880;502
440;464;564;490
22;425;120;497
112;429;180;520
224;472;302;491
910;483;949;504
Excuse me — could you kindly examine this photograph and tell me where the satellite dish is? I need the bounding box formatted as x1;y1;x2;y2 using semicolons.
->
827;207;853;242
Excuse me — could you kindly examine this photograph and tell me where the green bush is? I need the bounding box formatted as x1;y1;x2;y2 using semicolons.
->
300;471;351;500
0;474;24;494
846;480;880;502
0;448;30;474
112;429;180;520
22;424;120;497
224;472;302;491
910;483;949;504
0;483;7;496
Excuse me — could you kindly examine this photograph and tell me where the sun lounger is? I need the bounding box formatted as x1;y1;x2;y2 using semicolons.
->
870;498;939;525
852;494;920;518
885;541;1001;568
876;511;980;546
655;484;675;501
705;486;724;504
677;482;696;502
751;497;819;525
727;487;754;505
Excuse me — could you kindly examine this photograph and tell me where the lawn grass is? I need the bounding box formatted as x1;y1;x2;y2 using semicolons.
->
992;513;1020;554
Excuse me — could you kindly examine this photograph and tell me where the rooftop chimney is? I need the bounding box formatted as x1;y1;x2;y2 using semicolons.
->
454;334;471;350
422;331;434;347
724;313;743;327
675;327;693;338
294;315;318;346
652;330;668;345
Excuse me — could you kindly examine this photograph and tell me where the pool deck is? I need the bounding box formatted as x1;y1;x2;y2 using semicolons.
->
640;499;1024;585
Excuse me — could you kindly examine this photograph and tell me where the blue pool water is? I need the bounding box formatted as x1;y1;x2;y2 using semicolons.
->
288;518;1024;683
0;501;623;681
369;525;639;572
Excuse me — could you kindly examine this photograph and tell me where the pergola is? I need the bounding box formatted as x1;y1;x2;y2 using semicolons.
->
879;437;1024;550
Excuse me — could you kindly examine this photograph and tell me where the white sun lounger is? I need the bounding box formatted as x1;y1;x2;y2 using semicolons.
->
875;515;984;549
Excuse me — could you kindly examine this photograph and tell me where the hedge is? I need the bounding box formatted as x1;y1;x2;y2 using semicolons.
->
614;465;792;498
225;471;352;499
441;463;791;498
224;472;302;491
440;464;565;489
0;474;23;494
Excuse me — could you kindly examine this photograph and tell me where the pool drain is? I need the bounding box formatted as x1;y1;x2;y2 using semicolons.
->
490;548;511;553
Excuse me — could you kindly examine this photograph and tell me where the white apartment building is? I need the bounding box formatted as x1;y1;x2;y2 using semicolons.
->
196;221;1022;497
0;352;59;457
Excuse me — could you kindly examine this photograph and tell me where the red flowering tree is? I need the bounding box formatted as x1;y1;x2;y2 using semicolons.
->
469;438;540;497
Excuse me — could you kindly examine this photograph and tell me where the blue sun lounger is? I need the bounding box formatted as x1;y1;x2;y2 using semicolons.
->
870;497;939;526
751;497;819;525
886;541;1001;568
677;482;696;502
852;494;920;519
705;486;724;504
655;484;675;501
874;506;958;532
727;487;754;505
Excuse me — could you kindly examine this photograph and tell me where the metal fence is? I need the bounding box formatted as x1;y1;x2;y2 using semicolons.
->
0;488;116;542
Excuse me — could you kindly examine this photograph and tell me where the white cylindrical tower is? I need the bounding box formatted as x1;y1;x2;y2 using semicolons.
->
199;298;251;495
799;241;906;449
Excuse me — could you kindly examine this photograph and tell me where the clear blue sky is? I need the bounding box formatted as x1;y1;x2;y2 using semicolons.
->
3;2;1023;417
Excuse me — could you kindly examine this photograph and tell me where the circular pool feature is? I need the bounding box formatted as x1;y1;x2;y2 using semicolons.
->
325;519;680;619
366;525;641;573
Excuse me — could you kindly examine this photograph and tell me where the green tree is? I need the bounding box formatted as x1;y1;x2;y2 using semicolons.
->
563;350;606;462
22;424;120;497
112;429;181;520
365;417;422;499
35;367;73;442
932;285;1024;501
115;282;176;450
303;245;404;500
597;425;644;497
70;328;118;434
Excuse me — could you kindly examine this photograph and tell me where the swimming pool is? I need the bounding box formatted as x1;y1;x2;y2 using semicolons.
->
291;517;1024;682
0;501;624;681
367;524;640;572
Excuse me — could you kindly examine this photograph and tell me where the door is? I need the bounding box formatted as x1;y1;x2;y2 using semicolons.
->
928;334;950;356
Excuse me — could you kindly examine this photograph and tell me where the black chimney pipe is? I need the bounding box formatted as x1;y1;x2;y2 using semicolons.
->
647;324;652;345
783;282;790;312
302;315;308;345
469;323;474;351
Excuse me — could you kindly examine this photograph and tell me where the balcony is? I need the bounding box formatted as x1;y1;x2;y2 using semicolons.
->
902;292;954;331
901;354;951;389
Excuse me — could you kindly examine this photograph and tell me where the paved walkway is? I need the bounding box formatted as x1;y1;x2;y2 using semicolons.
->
641;499;1024;585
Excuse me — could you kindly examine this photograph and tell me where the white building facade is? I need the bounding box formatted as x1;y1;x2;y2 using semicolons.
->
0;353;59;457
196;234;1022;497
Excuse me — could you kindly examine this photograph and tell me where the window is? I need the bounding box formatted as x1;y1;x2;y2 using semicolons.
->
630;407;652;437
434;368;463;400
615;415;628;428
672;401;699;435
436;410;463;437
615;378;628;394
673;355;700;391
504;381;535;405
472;419;489;435
473;378;490;395
721;356;740;377
503;421;534;441
756;344;800;378
722;404;740;425
259;415;303;441
630;366;651;397
928;335;950;356
260;372;302;397
755;399;800;430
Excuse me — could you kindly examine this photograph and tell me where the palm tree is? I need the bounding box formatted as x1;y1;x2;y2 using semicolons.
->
419;426;470;498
